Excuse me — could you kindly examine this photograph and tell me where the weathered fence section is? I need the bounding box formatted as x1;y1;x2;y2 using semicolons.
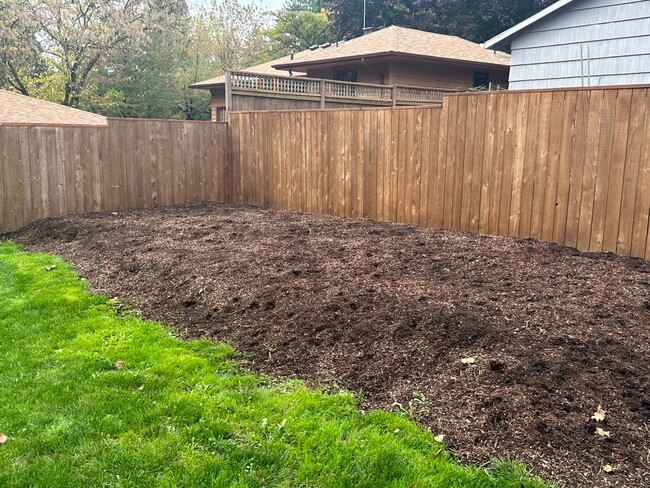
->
229;86;650;260
0;118;230;233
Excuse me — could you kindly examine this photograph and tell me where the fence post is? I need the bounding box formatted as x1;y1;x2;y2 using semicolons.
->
320;79;326;109
225;71;233;112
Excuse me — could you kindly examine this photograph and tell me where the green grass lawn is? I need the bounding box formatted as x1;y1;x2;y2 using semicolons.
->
0;243;551;488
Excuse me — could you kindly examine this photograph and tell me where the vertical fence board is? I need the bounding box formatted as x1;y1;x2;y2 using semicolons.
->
419;109;431;226
622;90;648;256
509;92;529;236
469;96;486;234
631;95;650;258
479;94;496;235
530;91;553;240
603;89;633;253
552;90;577;245
576;90;604;251
518;92;540;238
589;89;618;251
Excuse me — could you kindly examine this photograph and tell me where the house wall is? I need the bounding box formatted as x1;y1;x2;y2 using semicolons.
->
306;59;508;89
211;88;226;121
509;0;650;89
306;62;390;84
387;60;509;89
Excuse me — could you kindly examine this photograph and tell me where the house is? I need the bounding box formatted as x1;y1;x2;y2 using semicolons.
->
482;0;650;90
191;26;510;121
0;89;108;126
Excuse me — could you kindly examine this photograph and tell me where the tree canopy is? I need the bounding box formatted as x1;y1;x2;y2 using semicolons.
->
325;0;556;43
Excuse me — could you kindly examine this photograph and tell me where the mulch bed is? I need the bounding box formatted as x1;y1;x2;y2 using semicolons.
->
5;202;649;487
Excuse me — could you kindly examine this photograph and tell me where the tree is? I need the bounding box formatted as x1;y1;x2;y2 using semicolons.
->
325;0;411;39
0;0;277;119
86;0;271;120
265;9;331;55
179;0;272;118
0;0;187;107
325;0;557;43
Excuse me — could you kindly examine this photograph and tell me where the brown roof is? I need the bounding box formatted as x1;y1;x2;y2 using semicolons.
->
274;25;510;70
0;90;107;126
190;53;308;89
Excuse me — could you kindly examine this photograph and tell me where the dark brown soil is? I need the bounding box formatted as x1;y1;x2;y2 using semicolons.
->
5;203;650;487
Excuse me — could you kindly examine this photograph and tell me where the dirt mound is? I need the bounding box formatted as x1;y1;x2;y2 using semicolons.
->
7;203;650;487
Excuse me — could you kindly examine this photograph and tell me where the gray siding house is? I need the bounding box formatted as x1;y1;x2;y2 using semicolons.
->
482;0;650;89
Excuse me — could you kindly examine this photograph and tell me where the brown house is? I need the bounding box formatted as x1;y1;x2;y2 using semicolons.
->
192;26;510;121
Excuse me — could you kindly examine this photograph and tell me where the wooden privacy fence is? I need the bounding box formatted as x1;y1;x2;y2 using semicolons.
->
0;118;230;233
229;85;650;260
2;86;650;260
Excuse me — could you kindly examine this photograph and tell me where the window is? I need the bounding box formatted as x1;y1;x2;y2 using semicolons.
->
474;72;489;88
335;69;358;82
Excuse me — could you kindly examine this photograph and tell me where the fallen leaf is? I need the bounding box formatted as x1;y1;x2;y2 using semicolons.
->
138;385;144;391
461;357;476;365
595;427;611;438
115;361;125;370
603;464;614;473
0;433;7;444
434;434;445;443
45;265;56;272
591;405;606;422
393;428;401;433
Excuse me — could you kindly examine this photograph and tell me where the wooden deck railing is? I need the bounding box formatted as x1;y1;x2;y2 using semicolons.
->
225;71;460;109
230;71;321;94
394;84;459;102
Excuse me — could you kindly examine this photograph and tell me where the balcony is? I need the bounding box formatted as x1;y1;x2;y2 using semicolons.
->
223;71;461;117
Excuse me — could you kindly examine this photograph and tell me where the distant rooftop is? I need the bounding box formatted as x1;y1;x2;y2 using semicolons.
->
274;26;511;70
0;90;107;126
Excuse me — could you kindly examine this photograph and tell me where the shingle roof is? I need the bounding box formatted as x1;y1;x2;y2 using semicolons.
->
0;90;107;126
274;25;510;70
190;53;308;89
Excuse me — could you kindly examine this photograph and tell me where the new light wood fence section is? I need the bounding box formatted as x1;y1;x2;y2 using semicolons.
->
229;86;650;260
0;118;230;233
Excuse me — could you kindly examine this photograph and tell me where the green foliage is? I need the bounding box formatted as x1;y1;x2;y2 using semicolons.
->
325;0;557;43
265;8;332;56
0;0;189;107
0;243;553;488
0;0;270;120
